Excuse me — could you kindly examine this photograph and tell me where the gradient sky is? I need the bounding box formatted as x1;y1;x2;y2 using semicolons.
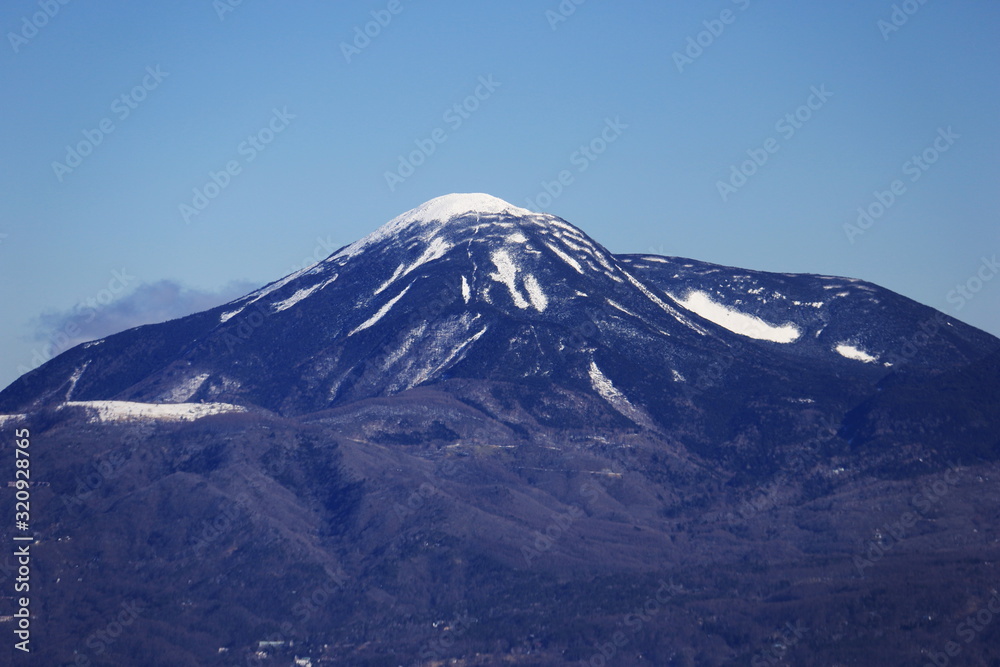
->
1;1;998;391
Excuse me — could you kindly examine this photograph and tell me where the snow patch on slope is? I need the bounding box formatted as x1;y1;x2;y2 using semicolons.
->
550;219;583;237
606;300;639;319
835;343;878;363
66;362;90;400
241;265;316;309
523;274;548;312
375;264;406;296
408;324;489;388
161;373;210;403
620;270;709;336
544;242;584;274
377;322;428;373
489;250;530;309
350;282;414;336
672;290;801;343
220;308;243;323
588;361;645;423
461;275;471;303
64;400;246;423
272;278;333;313
405;236;452;278
376;237;454;297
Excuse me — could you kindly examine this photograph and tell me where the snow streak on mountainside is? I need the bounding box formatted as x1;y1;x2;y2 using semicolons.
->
668;289;801;343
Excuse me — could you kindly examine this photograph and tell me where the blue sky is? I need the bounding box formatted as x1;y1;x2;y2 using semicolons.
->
1;1;998;390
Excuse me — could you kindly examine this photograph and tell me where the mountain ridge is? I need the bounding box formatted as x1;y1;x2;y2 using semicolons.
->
2;193;994;420
3;194;1000;664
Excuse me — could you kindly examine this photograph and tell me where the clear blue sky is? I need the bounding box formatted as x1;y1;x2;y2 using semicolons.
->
1;1;998;390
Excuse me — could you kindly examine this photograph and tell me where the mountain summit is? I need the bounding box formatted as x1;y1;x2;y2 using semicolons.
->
2;194;999;664
387;192;532;221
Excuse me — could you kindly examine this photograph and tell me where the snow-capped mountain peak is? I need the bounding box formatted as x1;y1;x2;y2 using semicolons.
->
333;193;534;262
399;193;532;222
